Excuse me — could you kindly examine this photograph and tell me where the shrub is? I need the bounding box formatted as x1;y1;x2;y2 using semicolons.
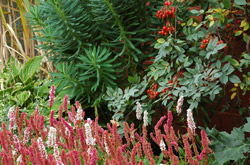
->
0;87;214;164
0;56;50;124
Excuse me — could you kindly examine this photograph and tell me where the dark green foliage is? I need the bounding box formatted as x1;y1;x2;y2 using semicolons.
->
26;0;162;108
206;118;250;165
50;46;119;108
27;0;93;62
27;0;161;64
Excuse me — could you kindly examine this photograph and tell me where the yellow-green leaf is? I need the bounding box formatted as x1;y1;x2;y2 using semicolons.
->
187;18;193;26
207;15;214;21
209;21;215;27
240;20;247;27
243;23;249;31
235;30;243;36
231;92;237;100
157;38;165;44
193;22;198;27
230;87;237;92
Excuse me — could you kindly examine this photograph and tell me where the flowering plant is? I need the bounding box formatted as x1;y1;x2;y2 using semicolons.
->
0;87;214;164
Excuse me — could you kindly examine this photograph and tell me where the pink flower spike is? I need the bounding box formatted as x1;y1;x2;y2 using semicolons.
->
23;127;31;145
63;94;68;112
201;130;213;154
47;127;57;147
37;137;47;159
54;144;63;165
166;111;173;131
13;134;21;152
72;150;81;165
176;96;184;114
75;101;80;109
136;102;142;120
154;115;167;130
187;109;196;135
50;110;55;127
35;105;39;113
90;148;98;165
9;111;15;131
49;85;55;109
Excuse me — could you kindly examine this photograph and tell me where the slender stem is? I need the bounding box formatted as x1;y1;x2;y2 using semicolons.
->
246;35;250;55
174;2;179;41
94;105;98;117
192;135;199;156
103;0;131;64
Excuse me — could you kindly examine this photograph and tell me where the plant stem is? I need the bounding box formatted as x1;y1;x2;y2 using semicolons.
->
94;105;98;117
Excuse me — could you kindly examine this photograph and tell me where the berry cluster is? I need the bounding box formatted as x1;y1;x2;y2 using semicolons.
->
200;38;226;50
155;1;176;37
156;1;175;19
200;39;210;49
147;84;159;99
158;23;175;36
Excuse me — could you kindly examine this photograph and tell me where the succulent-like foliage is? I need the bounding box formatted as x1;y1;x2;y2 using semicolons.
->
26;0;162;108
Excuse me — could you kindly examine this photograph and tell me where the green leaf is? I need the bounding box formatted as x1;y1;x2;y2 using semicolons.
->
19;56;44;84
15;91;31;106
216;60;221;69
229;75;241;83
187;18;193;26
234;0;247;5
206;125;250;165
157;153;164;164
157;38;165;44
235;30;243;36
222;63;230;72
154;43;162;49
243;118;250;132
219;73;228;84
216;43;227;50
223;0;231;9
243;35;249;42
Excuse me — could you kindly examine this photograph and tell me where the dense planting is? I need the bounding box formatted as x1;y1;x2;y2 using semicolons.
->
0;0;250;164
0;88;213;164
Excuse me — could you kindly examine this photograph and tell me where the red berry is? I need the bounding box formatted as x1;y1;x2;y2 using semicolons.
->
150;91;154;96
205;39;209;43
202;39;207;44
155;92;159;96
237;20;241;24
162;14;166;18
169;80;173;83
163;26;167;31
171;7;175;12
226;24;230;28
166;27;171;32
200;44;205;49
164;1;170;6
158;31;162;35
157;10;161;14
153;84;157;89
164;32;167;36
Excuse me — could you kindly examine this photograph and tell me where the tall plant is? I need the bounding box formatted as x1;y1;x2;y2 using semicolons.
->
26;0;162;112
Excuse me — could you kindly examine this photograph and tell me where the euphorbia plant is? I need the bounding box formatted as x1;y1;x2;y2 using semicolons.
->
0;86;214;164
